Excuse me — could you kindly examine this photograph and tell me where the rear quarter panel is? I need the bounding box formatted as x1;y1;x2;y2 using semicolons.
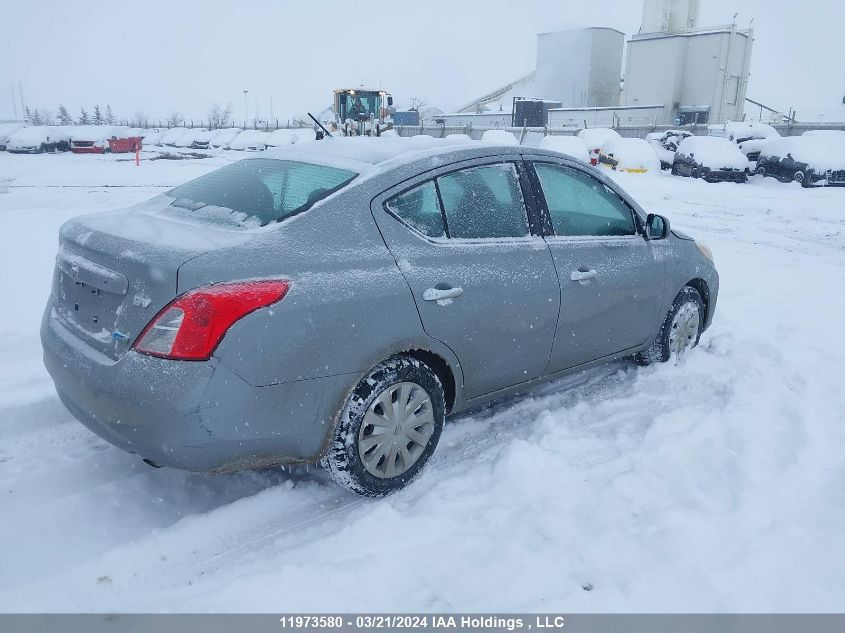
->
176;180;444;388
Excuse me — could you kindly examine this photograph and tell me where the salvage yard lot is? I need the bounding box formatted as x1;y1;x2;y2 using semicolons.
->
0;149;844;611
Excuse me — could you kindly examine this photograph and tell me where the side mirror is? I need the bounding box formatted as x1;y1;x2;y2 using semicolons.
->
387;96;394;106
645;213;670;240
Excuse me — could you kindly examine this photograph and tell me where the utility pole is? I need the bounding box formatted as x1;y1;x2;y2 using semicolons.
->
243;89;249;128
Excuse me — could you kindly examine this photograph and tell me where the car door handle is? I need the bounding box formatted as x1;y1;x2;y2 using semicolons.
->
423;286;464;302
570;269;598;282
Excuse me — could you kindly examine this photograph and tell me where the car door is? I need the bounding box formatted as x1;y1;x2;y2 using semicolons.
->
527;159;665;372
371;158;560;400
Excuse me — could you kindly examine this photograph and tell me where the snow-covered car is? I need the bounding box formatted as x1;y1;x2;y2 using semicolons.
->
598;138;661;174
228;130;269;151
756;135;845;187
481;129;518;145
290;127;318;143
69;126;130;154
538;135;590;163
712;122;780;162
672;136;750;183
577;127;620;166
172;129;209;149
0;122;26;151
210;128;242;149
40;139;719;497
187;129;223;150
646;129;693;169
159;127;189;146
136;129;163;146
443;133;473;145
6;126;71;153
265;129;298;148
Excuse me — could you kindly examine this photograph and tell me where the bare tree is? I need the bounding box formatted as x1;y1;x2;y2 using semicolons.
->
130;111;147;127
207;102;232;129
408;97;428;111
105;104;116;125
166;111;184;127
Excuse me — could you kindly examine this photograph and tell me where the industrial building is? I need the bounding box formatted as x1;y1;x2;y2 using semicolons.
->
623;0;753;125
439;0;753;129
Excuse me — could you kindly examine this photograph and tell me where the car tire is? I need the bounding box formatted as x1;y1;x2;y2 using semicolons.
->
793;170;805;185
636;287;705;365
322;356;445;497
691;167;700;179
38;143;47;154
756;165;766;176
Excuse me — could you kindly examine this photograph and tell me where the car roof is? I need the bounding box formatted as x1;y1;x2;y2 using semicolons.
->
261;136;582;176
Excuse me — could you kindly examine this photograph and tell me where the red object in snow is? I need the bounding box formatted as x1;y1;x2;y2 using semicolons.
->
108;136;143;153
70;141;107;154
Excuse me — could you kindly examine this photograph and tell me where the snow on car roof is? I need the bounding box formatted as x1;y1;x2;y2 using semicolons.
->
260;136;524;176
677;135;749;170
760;135;845;171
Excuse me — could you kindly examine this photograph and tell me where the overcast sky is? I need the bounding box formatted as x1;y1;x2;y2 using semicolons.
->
2;0;843;124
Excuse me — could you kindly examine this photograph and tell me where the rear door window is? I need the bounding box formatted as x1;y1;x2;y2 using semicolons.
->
168;159;357;226
436;163;529;239
384;181;445;238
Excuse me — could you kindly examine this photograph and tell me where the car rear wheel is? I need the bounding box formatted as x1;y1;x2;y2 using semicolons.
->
322;356;445;497
793;170;805;184
756;165;766;176
637;287;705;365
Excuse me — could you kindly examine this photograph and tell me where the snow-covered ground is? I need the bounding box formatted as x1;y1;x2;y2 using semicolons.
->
1;150;844;612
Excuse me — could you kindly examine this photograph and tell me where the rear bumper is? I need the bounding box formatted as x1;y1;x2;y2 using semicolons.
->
41;304;352;472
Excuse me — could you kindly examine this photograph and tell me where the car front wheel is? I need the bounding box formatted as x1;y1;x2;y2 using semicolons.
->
322;356;445;497
637;287;705;365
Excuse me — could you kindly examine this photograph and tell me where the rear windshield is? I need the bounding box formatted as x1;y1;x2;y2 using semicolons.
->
167;159;357;227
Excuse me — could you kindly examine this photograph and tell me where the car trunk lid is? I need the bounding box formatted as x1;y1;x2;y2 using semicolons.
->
51;196;253;359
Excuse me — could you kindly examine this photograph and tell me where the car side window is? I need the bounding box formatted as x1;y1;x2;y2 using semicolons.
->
384;180;445;238
436;163;529;239
533;163;636;237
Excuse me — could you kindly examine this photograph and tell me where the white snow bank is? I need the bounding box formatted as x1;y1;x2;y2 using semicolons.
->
481;129;518;145
759;135;845;172
601;137;660;173
676;136;750;170
577;127;620;151
539;135;590;163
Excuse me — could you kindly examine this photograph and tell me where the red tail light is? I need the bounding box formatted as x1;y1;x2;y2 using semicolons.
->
133;280;290;360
